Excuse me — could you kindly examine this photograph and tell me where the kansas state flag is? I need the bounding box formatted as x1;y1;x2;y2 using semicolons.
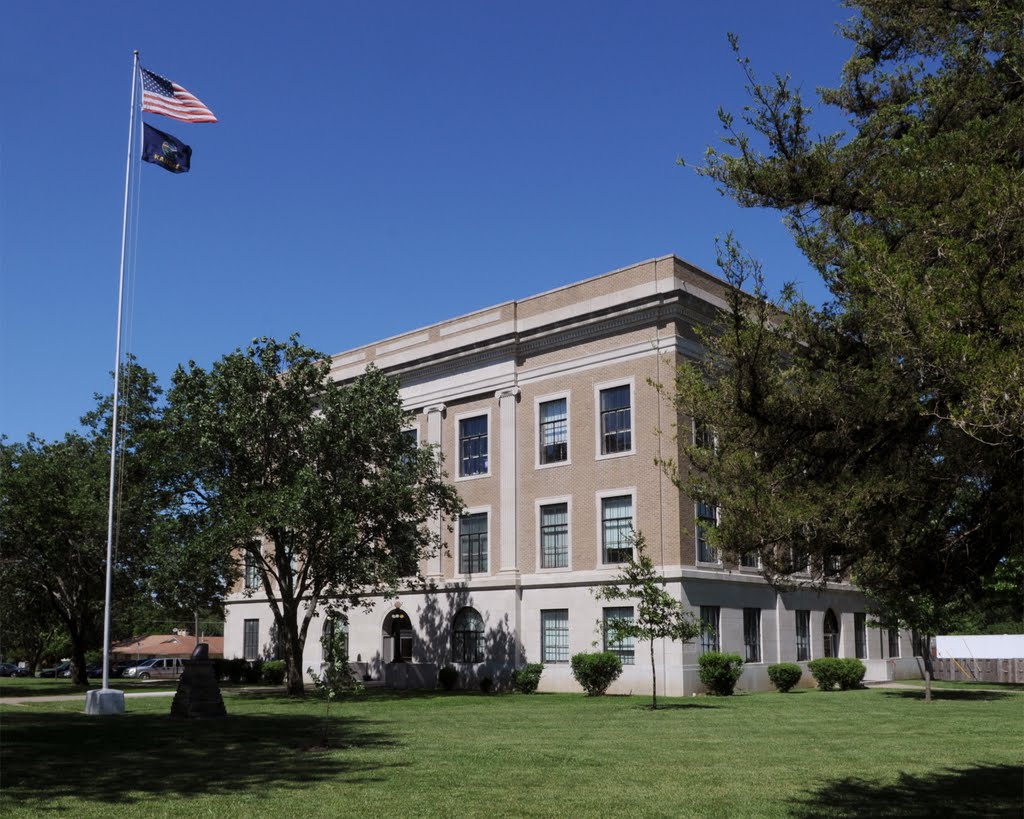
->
142;123;191;173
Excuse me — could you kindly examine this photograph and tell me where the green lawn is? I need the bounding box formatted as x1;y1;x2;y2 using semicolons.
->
2;687;1021;818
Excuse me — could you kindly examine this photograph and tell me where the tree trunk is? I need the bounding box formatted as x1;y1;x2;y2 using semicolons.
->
278;604;307;696
650;639;657;710
69;630;89;686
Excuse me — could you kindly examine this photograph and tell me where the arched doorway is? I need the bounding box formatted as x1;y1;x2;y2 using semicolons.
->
823;609;840;658
382;608;413;663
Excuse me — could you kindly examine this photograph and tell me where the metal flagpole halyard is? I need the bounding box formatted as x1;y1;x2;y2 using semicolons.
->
88;50;140;714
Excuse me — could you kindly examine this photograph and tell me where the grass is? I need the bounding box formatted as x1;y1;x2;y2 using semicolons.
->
2;687;1021;818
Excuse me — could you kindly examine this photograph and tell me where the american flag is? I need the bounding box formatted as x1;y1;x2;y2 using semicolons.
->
141;67;217;123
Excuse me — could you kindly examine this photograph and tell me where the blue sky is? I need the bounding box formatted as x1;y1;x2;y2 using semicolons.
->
1;1;855;444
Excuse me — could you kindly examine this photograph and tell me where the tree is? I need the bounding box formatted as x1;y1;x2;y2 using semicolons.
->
0;363;165;685
595;533;702;708
670;1;1023;697
164;336;463;695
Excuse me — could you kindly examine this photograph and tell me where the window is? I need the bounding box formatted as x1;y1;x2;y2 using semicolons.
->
599;385;631;455
452;607;485;663
244;551;260;591
700;606;720;654
601;495;633;563
854;613;867;659
743;608;761;663
459;415;488;476
739;552;759;569
823;609;840;658
539;398;568;464
541;609;569;663
603;606;635;665
459;512;488;574
888;628;900;658
696;501;718;563
539;502;569;569
243;619;259;661
693;419;716;450
322;615;348;664
795;610;810;661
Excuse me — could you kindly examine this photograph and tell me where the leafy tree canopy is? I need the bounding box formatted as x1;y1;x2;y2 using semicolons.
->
164;335;462;695
671;0;1022;641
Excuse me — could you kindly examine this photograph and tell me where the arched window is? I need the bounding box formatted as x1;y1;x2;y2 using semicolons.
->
452;607;485;663
823;609;840;658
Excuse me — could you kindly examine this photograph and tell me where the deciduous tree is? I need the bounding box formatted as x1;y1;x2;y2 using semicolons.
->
164;336;462;695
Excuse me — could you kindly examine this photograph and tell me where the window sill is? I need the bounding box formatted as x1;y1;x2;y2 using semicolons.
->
595;449;636;462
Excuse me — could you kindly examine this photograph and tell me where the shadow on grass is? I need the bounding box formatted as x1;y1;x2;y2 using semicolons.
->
880;689;1016;703
644;702;720;711
789;764;1023;818
0;709;400;809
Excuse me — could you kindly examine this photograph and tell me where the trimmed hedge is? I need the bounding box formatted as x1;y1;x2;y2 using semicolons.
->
697;652;745;696
807;658;866;690
438;665;458;691
480;676;494;694
261;660;286;685
512;663;544;694
767;662;803;693
570;652;623;696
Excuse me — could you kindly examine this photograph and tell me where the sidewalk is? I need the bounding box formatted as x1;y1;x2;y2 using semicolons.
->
0;690;177;706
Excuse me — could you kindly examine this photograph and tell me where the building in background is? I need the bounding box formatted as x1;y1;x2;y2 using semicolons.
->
223;255;921;692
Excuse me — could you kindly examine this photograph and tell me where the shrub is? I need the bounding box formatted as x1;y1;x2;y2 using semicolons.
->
767;662;803;693
838;658;866;690
512;663;544;694
570;651;623;696
808;657;856;690
697;652;745;696
224;658;246;684
438;665;458;691
480;676;494;694
242;659;263;685
262;659;286;685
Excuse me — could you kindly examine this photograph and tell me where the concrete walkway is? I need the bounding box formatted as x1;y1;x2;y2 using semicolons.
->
0;690;177;706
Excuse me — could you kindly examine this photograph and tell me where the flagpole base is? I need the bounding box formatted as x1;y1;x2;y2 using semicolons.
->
85;688;125;715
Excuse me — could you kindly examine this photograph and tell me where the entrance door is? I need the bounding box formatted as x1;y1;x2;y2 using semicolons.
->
382;609;413;663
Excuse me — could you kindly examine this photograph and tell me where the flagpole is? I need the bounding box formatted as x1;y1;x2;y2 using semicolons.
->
90;51;140;713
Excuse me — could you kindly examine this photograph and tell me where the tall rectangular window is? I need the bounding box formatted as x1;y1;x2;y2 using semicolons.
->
603;606;635;665
539;398;568;464
459;512;488;574
888;628;900;658
599;385;631;454
539;502;569;569
739;552;759;569
601;495;633;563
541;609;569;663
854;613;867;659
700;606;720;654
244;551;260;590
743;608;761;663
795;610;811;661
693;419;716;450
459;415;488;476
243;619;259;662
696;501;718;563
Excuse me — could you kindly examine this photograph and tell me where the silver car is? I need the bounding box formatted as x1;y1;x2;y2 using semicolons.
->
122;657;184;680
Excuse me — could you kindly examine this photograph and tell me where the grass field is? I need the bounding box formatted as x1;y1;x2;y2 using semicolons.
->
2;686;1021;818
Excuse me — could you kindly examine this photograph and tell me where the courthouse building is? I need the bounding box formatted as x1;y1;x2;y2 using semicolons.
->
222;255;921;692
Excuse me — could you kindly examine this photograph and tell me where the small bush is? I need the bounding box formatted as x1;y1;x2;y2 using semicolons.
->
480;676;493;694
262;659;286;685
512;663;544;694
808;657;861;690
570;651;623;696
242;659;263;685
438;665;458;691
224;658;246;684
767;662;803;693
838;658;866;690
698;652;745;696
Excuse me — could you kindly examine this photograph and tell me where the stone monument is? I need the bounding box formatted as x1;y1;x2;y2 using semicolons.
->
170;643;227;719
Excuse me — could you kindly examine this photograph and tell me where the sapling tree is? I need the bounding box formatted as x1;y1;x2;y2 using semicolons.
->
595;533;702;709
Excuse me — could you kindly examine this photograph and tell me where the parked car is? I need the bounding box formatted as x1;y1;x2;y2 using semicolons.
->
39;662;71;678
0;662;29;677
122;657;184;680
